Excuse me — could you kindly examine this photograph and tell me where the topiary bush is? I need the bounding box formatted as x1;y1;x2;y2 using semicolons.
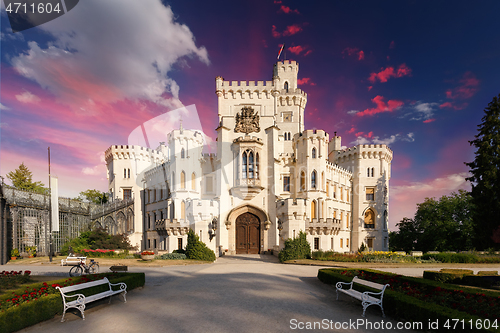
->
278;231;311;262
185;229;216;261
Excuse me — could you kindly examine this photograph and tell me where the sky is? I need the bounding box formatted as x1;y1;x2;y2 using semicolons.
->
1;0;499;231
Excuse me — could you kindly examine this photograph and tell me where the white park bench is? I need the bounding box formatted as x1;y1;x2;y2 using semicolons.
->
56;277;127;322
61;256;87;266
336;276;389;317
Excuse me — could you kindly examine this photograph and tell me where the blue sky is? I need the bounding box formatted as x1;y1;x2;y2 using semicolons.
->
1;0;499;230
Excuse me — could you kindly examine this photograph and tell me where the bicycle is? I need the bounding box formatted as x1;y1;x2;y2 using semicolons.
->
69;259;99;277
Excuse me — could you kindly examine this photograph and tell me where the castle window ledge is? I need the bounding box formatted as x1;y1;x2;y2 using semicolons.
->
231;184;264;200
237;178;261;187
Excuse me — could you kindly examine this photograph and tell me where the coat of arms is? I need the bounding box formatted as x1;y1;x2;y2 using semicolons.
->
234;106;260;134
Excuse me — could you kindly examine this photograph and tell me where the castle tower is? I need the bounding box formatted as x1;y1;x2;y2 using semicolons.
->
333;140;392;252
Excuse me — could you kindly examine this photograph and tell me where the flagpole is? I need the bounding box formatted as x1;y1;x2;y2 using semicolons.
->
48;147;52;262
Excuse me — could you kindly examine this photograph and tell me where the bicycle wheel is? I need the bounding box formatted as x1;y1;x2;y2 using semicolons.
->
69;265;83;277
89;262;99;274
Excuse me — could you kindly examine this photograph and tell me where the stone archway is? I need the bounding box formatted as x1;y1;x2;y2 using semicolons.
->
225;204;270;255
236;212;260;254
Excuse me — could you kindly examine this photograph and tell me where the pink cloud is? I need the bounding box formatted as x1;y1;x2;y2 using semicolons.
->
283;24;303;36
342;47;364;61
368;86;373;91
423;118;436;123
445;71;479;100
278;5;300;14
367;131;373;138
274;0;282;3
303;50;313;56
348;127;356;134
297;77;316;86
389;41;396;49
439;102;468;110
368;64;412;83
356;95;404;117
355;131;364;137
288;45;306;55
272;25;281;38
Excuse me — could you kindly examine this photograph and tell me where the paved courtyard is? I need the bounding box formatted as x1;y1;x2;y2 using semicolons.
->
4;255;428;333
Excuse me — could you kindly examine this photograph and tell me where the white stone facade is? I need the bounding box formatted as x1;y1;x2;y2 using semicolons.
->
105;61;392;255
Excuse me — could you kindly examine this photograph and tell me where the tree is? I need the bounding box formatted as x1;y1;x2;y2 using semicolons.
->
278;231;311;262
389;190;474;252
185;229;216;261
465;94;500;249
79;189;108;204
6;162;48;193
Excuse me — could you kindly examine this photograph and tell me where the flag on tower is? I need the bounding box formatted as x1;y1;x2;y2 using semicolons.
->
277;43;285;60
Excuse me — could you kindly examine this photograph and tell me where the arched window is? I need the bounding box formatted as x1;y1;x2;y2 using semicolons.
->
256;153;259;179
181;201;185;220
191;172;196;190
284;81;289;93
180;171;186;189
364;209;375;229
242;151;247;179
321;172;324;190
249;151;254;179
300;171;306;191
383;211;388;229
311;170;317;189
311;200;316;219
181;148;185;159
312;148;316;159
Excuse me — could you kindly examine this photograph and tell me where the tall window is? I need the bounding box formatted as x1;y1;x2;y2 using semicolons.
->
178;238;183;250
123;189;131;200
340;187;343;201
383;211;388;229
180;171;186;189
311;200;317;219
311;170;317;189
248;152;254;178
366;188;375;201
124;168;127;178
347;213;350;229
314;238;319;250
300;171;306;191
128;168;130;178
181;201;185;220
255;153;259;179
333;185;337;198
312;148;316;158
242;151;247;178
367;168;370;177
191;172;196;190
283;176;290;192
371;168;374;177
181;148;185;159
364;209;375;228
326;182;330;197
284;81;289;93
346;189;350;203
367;238;374;249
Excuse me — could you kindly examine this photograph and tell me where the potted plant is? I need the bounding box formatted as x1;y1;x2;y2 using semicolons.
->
10;248;19;260
141;251;155;260
26;246;37;258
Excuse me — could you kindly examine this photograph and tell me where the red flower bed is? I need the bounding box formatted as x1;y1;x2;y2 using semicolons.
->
340;270;500;320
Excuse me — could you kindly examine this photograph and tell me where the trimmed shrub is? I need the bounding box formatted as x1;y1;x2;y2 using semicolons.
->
422;252;500;263
185;229;216;261
278;231;311;263
156;253;187;260
424;269;474;283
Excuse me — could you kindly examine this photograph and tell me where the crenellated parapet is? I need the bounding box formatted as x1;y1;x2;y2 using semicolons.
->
335;144;393;164
326;161;353;178
105;145;163;164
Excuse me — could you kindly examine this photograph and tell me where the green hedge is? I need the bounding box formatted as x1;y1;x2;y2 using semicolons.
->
422;252;500;263
156;253;187;260
423;269;474;283
0;272;145;333
318;268;500;333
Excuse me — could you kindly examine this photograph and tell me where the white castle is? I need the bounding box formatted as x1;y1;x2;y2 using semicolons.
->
105;61;392;255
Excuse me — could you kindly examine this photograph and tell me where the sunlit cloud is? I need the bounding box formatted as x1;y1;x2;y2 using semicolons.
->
368;64;412;83
356;95;404;117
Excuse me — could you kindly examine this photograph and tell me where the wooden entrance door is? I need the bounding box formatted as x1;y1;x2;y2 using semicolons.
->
236;212;260;254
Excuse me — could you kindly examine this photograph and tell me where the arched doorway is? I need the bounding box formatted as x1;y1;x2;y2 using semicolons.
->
236;212;260;254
